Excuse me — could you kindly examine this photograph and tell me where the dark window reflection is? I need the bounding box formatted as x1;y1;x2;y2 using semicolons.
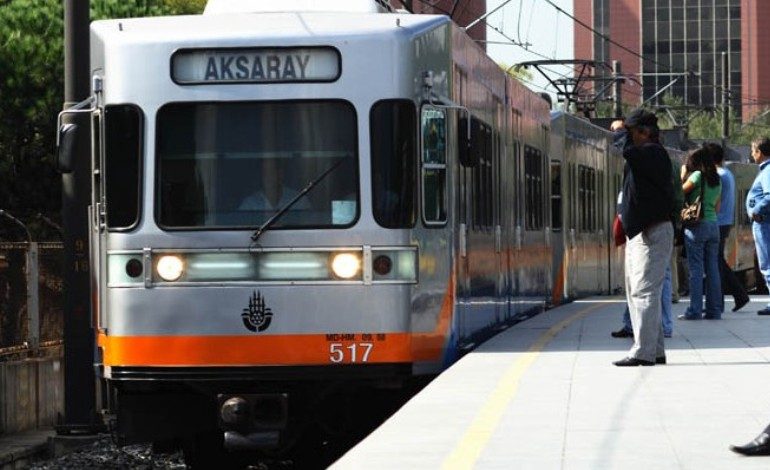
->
105;105;142;229
157;101;359;229
370;100;417;229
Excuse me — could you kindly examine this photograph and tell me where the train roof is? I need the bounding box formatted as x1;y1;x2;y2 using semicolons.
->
91;11;448;44
203;0;392;14
551;110;613;137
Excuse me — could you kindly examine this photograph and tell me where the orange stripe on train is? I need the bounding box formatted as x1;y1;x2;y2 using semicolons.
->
99;272;457;367
99;333;414;366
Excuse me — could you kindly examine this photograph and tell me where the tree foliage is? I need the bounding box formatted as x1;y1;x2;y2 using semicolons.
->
0;0;204;239
655;94;770;145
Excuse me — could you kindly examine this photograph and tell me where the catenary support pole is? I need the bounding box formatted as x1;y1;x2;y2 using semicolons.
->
613;60;623;118
722;51;730;149
61;0;97;432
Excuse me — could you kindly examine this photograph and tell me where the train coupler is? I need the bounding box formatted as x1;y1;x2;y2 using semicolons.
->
218;393;288;450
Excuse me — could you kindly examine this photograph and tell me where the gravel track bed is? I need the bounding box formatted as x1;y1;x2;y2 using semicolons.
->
29;437;186;470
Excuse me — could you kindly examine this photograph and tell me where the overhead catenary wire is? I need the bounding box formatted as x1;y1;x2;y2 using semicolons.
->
449;0;770;110
536;0;770;108
412;0;645;101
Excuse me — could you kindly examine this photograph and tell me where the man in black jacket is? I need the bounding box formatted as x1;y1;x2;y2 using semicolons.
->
613;109;674;367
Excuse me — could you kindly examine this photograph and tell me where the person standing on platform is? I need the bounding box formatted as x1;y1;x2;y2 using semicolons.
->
610;117;682;340
678;148;723;319
704;143;750;312
612;110;674;367
746;137;770;316
730;145;770;457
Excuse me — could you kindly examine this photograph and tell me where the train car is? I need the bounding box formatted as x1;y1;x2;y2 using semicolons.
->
549;112;622;304
55;0;553;463
549;113;693;305
725;161;760;289
451;35;551;344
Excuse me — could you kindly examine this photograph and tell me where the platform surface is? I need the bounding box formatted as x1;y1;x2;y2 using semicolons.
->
0;428;52;468
333;296;770;470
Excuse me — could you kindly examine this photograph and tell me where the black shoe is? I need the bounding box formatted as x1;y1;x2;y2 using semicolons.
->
656;356;666;364
733;296;750;312
611;328;633;338
730;432;770;456
613;357;655;367
758;308;770;316
678;314;701;320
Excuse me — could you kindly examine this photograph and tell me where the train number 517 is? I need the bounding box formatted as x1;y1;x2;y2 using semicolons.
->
329;343;373;363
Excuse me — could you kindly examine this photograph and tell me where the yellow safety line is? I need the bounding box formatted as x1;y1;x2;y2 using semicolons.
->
441;302;606;470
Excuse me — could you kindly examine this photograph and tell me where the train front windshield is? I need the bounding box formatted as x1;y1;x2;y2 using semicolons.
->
156;101;359;229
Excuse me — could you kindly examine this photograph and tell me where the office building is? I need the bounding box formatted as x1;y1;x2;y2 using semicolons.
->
574;0;770;121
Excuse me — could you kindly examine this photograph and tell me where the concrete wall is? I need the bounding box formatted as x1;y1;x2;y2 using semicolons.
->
0;357;63;435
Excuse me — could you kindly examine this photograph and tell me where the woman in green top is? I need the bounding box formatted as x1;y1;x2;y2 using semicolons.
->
680;147;723;319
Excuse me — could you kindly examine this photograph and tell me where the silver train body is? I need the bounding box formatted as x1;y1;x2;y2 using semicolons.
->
723;161;759;285
549;113;759;304
76;1;759;449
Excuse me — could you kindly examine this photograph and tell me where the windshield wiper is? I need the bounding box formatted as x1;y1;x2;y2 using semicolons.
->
251;158;346;242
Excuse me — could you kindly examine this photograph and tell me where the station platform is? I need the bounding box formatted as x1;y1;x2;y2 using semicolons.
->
332;296;770;470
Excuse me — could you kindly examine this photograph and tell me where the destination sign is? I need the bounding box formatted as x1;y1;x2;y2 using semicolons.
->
172;47;340;84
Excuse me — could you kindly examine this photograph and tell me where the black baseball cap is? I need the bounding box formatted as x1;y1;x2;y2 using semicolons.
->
624;109;658;129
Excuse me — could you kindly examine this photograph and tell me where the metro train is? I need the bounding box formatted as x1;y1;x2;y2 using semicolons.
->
54;0;759;465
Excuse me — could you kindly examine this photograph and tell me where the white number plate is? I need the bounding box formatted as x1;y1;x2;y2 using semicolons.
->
329;343;374;363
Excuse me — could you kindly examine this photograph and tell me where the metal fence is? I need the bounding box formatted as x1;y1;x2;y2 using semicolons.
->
0;242;63;350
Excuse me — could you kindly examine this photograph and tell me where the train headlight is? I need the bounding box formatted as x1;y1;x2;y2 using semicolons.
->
330;253;361;279
156;255;184;281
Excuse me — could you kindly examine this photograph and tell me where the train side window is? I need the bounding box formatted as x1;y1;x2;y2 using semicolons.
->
598;169;604;231
578;165;585;232
472;120;482;229
524;145;543;230
590;167;597;232
495;133;502;227
105;104;143;229
421;106;447;226
458;117;477;167
370;100;417;228
485;126;493;228
578;164;597;233
551;161;562;231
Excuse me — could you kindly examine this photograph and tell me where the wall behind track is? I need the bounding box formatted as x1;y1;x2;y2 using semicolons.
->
0;243;63;349
0;356;63;435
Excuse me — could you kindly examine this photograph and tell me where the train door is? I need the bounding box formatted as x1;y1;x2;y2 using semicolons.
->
97;104;144;328
609;170;624;293
90;107;106;330
597;167;607;293
591;145;603;294
575;145;599;296
457;116;470;342
509;110;522;317
550;159;564;303
575;163;588;295
504;140;518;318
521;144;545;311
566;157;578;299
493;130;504;323
454;69;470;341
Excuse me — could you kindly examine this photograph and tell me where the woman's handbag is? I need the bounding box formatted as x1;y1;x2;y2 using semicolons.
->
680;178;704;227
